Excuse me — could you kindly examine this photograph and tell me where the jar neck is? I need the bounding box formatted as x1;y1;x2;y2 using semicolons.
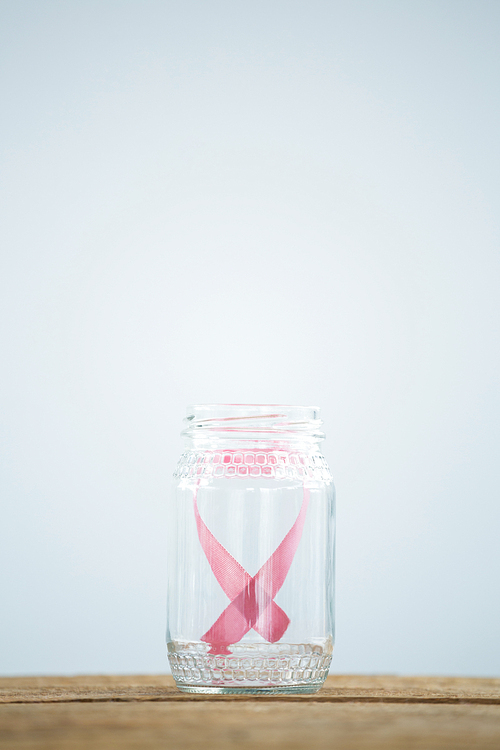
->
182;404;325;452
183;436;323;453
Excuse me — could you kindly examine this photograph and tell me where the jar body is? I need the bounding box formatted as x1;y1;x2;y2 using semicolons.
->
166;408;335;694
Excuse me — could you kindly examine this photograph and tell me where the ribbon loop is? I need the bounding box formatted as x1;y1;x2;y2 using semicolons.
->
193;486;310;654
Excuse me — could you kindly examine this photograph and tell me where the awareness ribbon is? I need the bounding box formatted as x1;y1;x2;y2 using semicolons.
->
193;484;310;655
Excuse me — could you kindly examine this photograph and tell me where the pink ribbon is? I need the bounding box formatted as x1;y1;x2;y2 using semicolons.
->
193;483;310;655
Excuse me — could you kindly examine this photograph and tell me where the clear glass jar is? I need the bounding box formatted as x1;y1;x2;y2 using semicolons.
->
166;404;335;694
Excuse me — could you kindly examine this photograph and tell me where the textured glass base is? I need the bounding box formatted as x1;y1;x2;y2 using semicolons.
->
168;639;332;694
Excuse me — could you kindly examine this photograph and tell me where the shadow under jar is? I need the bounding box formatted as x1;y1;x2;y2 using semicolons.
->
166;404;335;694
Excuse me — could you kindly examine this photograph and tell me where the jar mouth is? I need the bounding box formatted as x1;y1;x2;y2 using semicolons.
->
183;404;325;441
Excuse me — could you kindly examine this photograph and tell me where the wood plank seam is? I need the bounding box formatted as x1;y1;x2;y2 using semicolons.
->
3;696;500;705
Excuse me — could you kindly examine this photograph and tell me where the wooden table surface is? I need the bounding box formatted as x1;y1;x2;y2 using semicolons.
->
1;674;500;749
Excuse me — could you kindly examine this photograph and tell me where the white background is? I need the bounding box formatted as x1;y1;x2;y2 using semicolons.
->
1;0;499;677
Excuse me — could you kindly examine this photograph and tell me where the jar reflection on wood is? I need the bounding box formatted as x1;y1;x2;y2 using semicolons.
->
167;405;335;694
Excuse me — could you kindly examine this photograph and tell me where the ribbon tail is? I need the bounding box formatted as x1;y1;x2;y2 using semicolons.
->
255;488;310;598
193;486;251;599
202;589;290;647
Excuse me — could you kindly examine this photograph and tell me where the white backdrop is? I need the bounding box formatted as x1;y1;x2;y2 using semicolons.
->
1;0;499;677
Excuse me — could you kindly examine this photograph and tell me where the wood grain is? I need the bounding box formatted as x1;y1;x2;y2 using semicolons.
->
1;675;499;749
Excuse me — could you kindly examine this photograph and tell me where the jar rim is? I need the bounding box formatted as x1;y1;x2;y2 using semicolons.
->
183;404;325;441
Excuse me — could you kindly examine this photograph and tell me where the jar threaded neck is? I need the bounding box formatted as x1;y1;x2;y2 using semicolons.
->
182;404;325;442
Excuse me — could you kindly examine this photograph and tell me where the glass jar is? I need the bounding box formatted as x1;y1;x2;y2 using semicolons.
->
166;404;335;694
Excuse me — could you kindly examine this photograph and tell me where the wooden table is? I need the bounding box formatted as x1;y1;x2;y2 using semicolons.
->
1;674;500;749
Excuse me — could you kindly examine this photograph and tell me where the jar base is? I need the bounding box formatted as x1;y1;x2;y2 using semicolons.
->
174;682;325;695
167;639;333;694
